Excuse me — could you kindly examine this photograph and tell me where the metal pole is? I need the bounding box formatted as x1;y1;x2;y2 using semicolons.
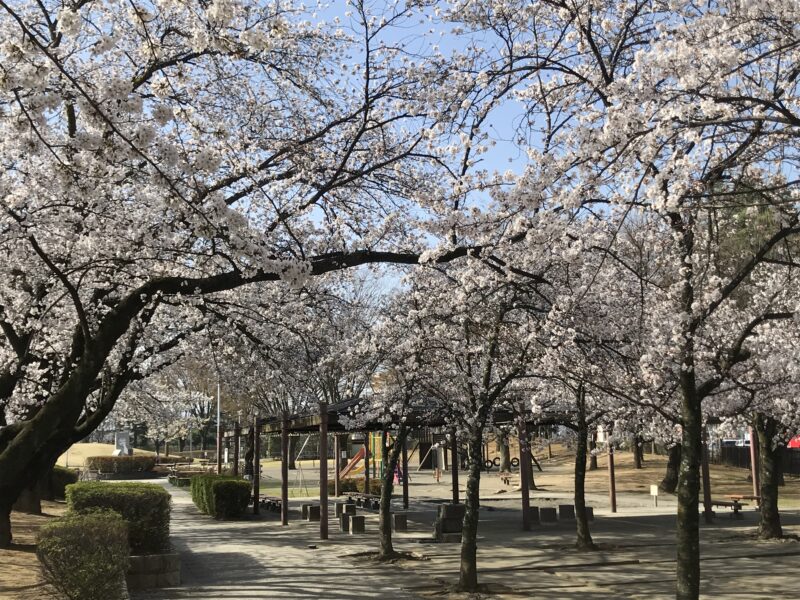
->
402;438;409;509
608;439;617;513
518;417;532;531
216;382;222;474
319;405;329;540
450;428;459;504
253;417;260;515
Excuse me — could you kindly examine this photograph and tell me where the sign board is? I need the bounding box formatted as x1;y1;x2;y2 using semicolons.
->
650;485;658;496
114;430;132;456
341;450;348;459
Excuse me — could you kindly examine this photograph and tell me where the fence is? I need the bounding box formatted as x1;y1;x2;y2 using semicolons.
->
715;445;800;475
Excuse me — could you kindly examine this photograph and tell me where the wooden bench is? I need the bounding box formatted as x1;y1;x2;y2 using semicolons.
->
347;493;380;510
258;496;283;513
706;498;747;518
726;494;761;508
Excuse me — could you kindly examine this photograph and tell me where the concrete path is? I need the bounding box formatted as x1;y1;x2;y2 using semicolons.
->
134;484;418;600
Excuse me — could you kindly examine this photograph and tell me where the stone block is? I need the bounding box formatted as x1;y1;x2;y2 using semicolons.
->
528;506;540;524
335;502;348;517
344;504;357;516
540;507;557;522
438;503;467;519
585;506;594;521
439;516;463;534
438;533;462;543
392;513;408;532
307;505;321;521
340;514;351;532
559;504;576;520
301;504;313;519
349;515;366;534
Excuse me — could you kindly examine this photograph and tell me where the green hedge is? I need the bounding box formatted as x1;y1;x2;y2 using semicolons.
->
191;475;251;519
155;456;184;465
66;482;170;554
85;455;156;473
328;478;382;495
50;466;79;500
37;509;129;600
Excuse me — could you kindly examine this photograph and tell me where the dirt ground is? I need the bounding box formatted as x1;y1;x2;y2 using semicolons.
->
0;501;66;600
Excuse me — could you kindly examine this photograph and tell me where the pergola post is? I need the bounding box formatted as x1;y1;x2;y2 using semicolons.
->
402;438;409;510
253;418;261;515
319;405;329;540
232;422;240;477
334;434;341;497
364;431;370;494
281;414;289;526
518;417;532;531
450;427;459;504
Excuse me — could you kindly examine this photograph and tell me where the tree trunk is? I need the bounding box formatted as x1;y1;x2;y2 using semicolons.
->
458;426;484;592
660;444;681;494
12;484;42;515
378;427;406;560
588;432;598;471
755;413;782;539
633;435;643;469
575;387;596;551
288;435;297;470
497;430;511;472
0;499;11;547
676;385;702;600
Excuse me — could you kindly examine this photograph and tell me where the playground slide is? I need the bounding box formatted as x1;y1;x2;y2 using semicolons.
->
339;446;365;479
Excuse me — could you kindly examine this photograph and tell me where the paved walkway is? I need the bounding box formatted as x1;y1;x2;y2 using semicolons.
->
135;484;417;599
136;481;800;599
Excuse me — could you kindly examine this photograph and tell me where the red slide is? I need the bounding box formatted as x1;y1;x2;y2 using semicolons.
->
338;446;366;479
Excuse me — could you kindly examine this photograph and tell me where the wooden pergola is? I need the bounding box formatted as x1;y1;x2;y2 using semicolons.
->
224;400;546;539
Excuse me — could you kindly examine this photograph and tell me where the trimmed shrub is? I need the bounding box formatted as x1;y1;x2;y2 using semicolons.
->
191;475;251;519
85;455;156;473
50;466;79;500
66;482;171;554
326;477;382;495
155;456;184;465
211;480;251;519
37;509;129;600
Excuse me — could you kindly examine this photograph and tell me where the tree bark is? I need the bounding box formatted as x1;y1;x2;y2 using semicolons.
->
660;444;681;494
633;435;643;469
497;430;511;471
458;426;484;592
676;385;702;600
755;413;782;539
378;427;406;560
588;431;598;471
574;387;596;551
288;435;297;470
0;499;11;547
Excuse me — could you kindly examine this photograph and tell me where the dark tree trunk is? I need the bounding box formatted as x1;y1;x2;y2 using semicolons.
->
633;435;643;469
378;427;407;560
676;385;702;600
497;430;511;472
589;432;598;471
244;428;255;477
458;426;484;592
288;435;297;470
660;444;681;494
0;499;11;547
574;387;596;551
12;483;42;515
755;413;782;539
